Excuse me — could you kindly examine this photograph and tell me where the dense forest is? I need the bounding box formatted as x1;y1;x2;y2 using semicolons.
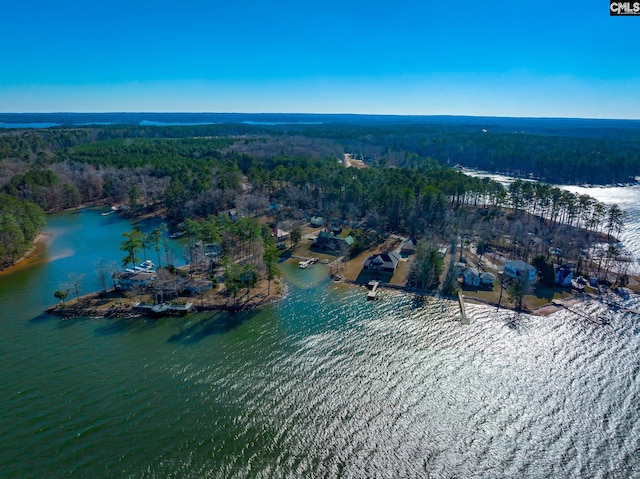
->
0;120;635;273
0;193;45;268
1;118;639;185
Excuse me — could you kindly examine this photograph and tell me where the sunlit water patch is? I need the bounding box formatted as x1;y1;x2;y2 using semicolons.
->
1;207;640;478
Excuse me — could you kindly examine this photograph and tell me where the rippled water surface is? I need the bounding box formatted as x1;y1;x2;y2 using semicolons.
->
1;207;640;478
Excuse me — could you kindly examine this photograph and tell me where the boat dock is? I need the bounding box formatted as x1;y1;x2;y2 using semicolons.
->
367;280;380;300
134;301;194;317
458;290;469;324
552;300;610;325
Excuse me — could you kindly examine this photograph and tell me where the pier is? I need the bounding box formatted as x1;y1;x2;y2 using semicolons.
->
367;280;380;300
134;301;194;317
551;300;609;325
458;290;469;324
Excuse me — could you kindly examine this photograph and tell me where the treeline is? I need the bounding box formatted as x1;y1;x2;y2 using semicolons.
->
300;123;640;185
3;120;639;185
405;129;640;185
0;194;46;268
0;125;629;275
1;129;622;244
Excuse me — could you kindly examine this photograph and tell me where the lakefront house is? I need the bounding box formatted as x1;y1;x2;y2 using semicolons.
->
362;251;401;273
504;260;536;283
312;231;354;255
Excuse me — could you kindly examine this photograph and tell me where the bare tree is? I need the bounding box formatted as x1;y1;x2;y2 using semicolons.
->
66;273;85;301
95;258;118;294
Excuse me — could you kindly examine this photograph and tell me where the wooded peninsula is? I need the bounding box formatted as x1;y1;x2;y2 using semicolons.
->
1;116;638;314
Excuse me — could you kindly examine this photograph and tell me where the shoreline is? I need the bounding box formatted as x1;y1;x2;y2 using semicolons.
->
44;279;286;319
0;201;107;276
0;233;50;276
44;266;623;321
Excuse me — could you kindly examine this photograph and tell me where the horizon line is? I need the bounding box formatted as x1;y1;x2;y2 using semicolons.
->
1;112;640;122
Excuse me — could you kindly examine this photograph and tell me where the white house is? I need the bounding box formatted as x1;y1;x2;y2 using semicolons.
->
113;271;156;291
462;267;481;286
504;260;536;282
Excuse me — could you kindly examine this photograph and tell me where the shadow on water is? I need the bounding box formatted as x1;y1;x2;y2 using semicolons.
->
504;311;530;332
29;312;61;324
94;317;157;336
168;310;261;345
30;312;91;326
277;250;292;262
411;294;434;310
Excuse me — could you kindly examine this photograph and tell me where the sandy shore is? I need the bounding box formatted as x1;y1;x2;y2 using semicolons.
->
0;233;51;276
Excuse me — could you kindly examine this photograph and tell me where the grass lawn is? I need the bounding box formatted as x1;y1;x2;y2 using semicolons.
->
527;286;573;309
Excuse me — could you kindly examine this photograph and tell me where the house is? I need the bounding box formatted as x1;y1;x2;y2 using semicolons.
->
480;272;496;286
555;264;573;287
113;271;156;291
310;216;325;227
504;260;536;283
182;278;214;295
313;231;354;255
272;228;290;247
362;251;401;273
400;239;416;256
462;267;481;286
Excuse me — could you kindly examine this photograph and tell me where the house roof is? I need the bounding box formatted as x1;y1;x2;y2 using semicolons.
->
310;216;325;226
363;251;400;270
113;271;156;281
401;239;416;251
505;260;535;271
463;267;480;277
318;231;354;244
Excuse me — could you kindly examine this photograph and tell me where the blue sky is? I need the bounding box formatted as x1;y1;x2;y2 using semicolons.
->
2;0;639;118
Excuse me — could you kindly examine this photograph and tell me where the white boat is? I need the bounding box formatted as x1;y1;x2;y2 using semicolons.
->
135;260;155;271
299;257;319;269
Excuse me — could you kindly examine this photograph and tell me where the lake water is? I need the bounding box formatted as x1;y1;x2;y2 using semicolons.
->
1;202;639;478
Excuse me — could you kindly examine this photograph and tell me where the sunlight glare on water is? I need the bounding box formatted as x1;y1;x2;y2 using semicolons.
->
0;202;639;478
